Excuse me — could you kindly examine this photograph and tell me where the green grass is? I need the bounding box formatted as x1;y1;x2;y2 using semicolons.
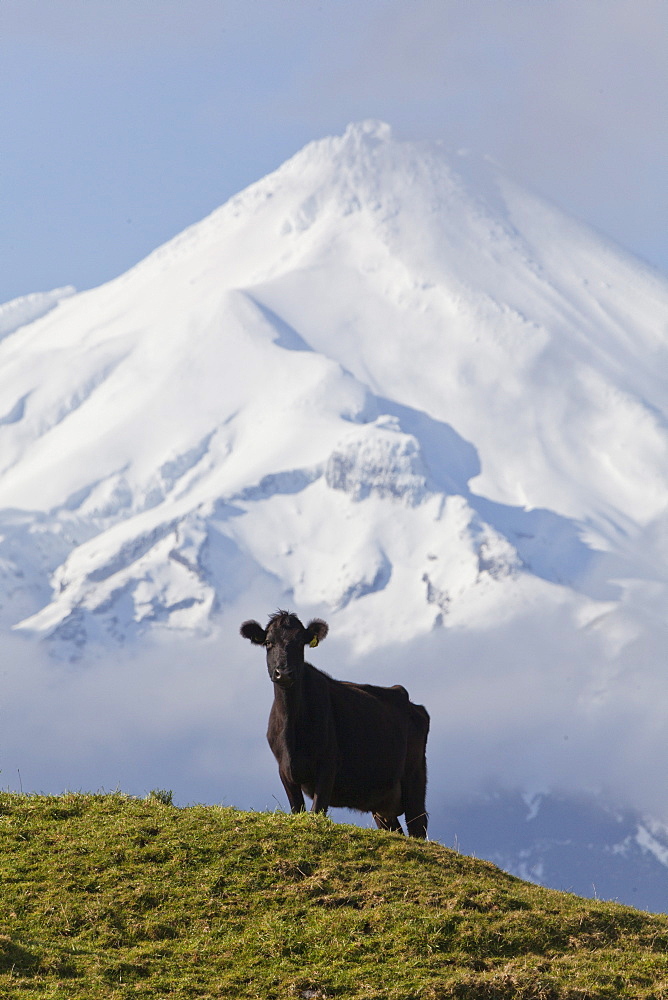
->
1;793;668;998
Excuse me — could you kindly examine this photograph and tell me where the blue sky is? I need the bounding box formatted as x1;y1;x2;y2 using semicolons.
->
1;0;667;304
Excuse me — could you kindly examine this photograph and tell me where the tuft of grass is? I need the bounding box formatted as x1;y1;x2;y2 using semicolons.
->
1;792;668;997
145;788;174;807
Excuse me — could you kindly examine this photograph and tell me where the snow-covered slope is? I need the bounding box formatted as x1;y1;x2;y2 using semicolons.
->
1;120;666;660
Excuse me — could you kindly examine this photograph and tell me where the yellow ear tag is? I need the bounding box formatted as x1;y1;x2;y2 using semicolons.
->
309;636;319;648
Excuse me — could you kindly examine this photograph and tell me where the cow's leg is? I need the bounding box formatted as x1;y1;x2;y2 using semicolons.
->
405;809;428;838
310;763;336;815
279;770;306;814
403;764;428;839
373;812;404;834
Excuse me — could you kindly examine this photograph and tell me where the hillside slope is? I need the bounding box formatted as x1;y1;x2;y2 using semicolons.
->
2;793;668;999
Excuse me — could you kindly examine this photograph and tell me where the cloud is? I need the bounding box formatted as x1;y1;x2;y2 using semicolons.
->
0;625;272;807
3;558;668;840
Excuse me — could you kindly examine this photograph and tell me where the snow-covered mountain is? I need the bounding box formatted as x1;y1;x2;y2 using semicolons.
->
2;120;665;654
1;121;667;910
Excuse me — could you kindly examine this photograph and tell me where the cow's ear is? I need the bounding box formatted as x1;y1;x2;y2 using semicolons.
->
304;618;329;648
240;620;267;645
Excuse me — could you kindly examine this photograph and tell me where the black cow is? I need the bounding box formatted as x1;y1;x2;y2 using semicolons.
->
240;610;429;837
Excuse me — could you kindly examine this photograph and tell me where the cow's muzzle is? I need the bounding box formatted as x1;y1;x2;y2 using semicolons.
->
271;668;294;688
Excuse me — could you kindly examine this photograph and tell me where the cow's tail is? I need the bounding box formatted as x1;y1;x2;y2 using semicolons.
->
403;703;430;839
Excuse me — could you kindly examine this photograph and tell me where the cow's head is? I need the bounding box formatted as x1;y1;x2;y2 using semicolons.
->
240;610;329;688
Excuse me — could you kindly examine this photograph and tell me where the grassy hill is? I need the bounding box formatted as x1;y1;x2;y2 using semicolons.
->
1;793;668;998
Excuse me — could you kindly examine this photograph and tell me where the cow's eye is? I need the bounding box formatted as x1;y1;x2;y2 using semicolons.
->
264;641;273;649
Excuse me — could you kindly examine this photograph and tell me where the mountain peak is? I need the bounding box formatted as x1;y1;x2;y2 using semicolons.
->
342;118;393;144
